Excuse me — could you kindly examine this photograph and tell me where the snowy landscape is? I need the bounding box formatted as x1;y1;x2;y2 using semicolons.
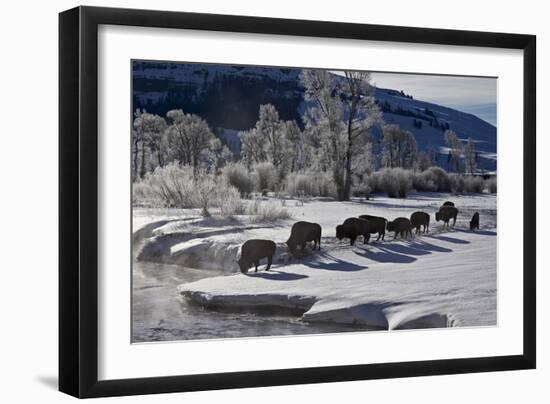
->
131;61;497;342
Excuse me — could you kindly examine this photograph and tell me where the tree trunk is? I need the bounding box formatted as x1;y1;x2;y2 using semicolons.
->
343;143;352;201
157;149;163;168
342;102;356;201
132;142;139;180
140;141;146;179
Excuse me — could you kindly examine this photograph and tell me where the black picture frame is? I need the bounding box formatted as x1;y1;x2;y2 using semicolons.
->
59;5;536;398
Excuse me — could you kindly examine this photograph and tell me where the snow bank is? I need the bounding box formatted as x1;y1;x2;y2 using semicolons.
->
178;228;496;330
135;193;496;331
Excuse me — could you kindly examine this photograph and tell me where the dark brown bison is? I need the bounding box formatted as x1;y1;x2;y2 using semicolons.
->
286;221;322;257
386;217;413;239
238;239;276;273
442;201;455;207
470;212;480;230
336;217;371;246
410;211;430;234
358;215;387;241
435;206;458;228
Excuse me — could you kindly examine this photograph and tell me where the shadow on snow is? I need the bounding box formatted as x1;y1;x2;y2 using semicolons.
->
245;270;308;281
302;250;366;272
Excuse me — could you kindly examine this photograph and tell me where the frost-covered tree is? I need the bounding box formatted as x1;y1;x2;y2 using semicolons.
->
239;127;266;167
351;141;374;186
416;151;433;172
166;110;215;174
283;120;306;173
444;129;464;173
300;69;380;201
381;124;417;169
133;110;167;179
464;137;477;175
238;104;292;175
402;131;417;169
341;71;382;198
300;73;345;198
144;116;168;170
201;137;233;172
257;104;292;170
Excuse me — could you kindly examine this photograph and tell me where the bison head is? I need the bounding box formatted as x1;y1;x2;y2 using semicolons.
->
237;257;249;273
286;238;297;255
435;211;441;222
336;225;344;240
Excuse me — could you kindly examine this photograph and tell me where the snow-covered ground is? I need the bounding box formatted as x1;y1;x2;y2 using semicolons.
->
134;192;496;333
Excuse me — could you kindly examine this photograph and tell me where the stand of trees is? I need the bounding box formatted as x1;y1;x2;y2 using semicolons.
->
132;69;483;200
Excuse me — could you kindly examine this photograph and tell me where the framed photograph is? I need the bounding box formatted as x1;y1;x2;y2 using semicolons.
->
59;6;536;398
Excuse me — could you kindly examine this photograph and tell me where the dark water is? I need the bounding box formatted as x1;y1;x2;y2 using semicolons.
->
132;260;370;342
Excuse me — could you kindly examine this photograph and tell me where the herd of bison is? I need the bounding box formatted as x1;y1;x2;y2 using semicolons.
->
237;201;481;273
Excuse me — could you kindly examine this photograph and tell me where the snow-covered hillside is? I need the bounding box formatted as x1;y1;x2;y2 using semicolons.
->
372;88;496;172
133;61;497;172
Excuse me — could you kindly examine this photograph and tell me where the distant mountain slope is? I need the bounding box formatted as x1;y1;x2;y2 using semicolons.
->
132;61;497;172
372;88;496;172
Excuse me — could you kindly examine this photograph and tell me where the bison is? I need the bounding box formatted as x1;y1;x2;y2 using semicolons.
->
286;221;322;257
470;212;480;230
410;211;430;234
435;206;458;228
336;217;371;246
238;239;276;273
386;217;413;239
358;215;387;241
442;201;455;207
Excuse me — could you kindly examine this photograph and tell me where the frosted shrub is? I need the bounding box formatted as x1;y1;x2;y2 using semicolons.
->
464;176;485;193
217;186;247;216
133;163;244;217
351;183;372;198
138;163;198;208
313;172;337;197
195;171;219;217
285;172;314;197
417;166;450;192
366;172;382;193
378;168;412;198
448;174;466;193
412;171;438;192
253;162;278;192
222;162;254;197
486;177;497;193
285;171;337;198
250;201;292;222
132;180;159;207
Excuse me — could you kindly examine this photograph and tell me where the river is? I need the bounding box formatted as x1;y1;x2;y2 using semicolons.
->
132;260;372;342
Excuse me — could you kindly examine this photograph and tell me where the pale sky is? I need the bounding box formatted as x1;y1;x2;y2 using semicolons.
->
332;70;497;126
371;72;497;126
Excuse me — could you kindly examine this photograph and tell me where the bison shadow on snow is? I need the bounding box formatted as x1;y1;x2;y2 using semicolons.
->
245;270;308;281
425;233;470;245
302;251;366;272
454;228;497;237
354;246;417;264
354;238;453;264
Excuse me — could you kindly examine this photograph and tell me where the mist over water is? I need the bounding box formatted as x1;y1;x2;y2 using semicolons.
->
132;260;373;342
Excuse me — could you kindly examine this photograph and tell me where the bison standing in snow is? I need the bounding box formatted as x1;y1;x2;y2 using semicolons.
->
470;212;480;230
358;215;387;241
386;217;413;239
336;217;371;246
436;206;458;228
238;239;276;273
286;221;322;257
410;211;430;234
